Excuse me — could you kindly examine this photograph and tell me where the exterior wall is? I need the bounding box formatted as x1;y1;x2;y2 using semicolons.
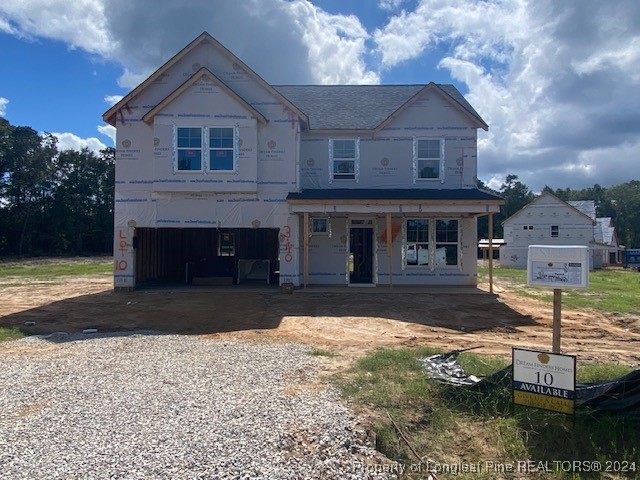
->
500;194;595;269
300;89;478;190
113;42;300;288
304;215;478;286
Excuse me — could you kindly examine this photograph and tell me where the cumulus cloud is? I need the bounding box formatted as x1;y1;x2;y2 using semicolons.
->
97;124;116;144
103;0;376;87
52;132;107;153
0;0;111;55
0;97;8;116
1;0;376;88
104;95;123;106
375;0;640;190
284;0;379;84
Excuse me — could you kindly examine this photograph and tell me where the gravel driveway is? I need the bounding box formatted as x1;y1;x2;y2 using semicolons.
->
0;332;392;479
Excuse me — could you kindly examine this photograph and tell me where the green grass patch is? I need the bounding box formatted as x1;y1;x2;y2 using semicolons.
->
338;347;639;479
479;265;640;314
0;327;27;341
308;348;338;357
0;260;112;279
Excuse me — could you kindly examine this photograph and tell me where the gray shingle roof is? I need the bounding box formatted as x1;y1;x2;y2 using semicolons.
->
567;200;597;220
272;84;486;130
596;217;616;245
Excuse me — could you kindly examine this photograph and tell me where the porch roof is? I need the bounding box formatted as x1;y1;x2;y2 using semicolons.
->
287;188;503;202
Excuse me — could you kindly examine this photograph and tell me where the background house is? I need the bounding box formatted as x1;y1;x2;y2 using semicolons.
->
500;192;596;268
103;32;502;290
500;193;622;269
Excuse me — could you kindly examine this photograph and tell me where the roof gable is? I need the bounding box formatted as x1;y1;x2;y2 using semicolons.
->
273;83;487;132
503;191;596;225
142;68;266;125
103;32;308;127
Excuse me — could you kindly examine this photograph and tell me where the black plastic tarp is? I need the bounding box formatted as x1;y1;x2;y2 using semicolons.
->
419;351;640;419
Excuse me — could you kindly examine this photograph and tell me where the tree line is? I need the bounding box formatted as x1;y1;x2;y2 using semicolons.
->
479;174;640;248
0;118;114;256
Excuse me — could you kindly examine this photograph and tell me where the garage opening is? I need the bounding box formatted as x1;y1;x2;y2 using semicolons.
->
134;228;280;286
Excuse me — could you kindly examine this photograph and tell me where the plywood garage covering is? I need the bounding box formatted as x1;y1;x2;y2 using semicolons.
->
134;228;279;286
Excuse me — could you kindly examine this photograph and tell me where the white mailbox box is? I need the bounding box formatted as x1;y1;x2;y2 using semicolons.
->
527;245;589;289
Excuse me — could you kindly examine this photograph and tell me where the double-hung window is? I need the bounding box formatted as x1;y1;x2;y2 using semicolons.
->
175;126;236;173
332;139;356;180
177;127;203;171
416;138;443;180
406;219;429;266
404;218;459;267
551;225;559;238
435;219;458;266
209;127;234;171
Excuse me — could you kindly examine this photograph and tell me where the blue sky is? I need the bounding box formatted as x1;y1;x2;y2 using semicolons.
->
1;0;639;192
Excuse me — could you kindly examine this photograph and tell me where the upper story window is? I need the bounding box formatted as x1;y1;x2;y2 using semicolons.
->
175;126;237;173
177;127;203;171
331;139;357;181
551;225;559;238
209;128;235;171
523;225;534;230
414;138;444;181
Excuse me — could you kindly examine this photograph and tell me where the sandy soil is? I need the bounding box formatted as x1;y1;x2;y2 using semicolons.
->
1;267;639;368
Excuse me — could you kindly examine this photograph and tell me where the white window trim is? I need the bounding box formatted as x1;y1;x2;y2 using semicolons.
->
208;126;238;174
403;218;460;269
174;126;204;173
329;138;359;183
551;225;559;238
311;217;329;235
413;137;445;184
173;125;239;175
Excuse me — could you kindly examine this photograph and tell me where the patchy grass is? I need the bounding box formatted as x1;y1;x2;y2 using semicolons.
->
479;265;640;314
338;347;639;479
0;327;27;342
308;348;338;357
0;261;112;279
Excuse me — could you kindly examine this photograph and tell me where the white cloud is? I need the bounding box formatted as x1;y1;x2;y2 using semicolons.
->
1;0;378;88
284;0;379;84
104;95;123;106
0;0;112;56
378;0;406;11
97;124;115;144
0;97;8;116
375;0;640;190
52;132;107;153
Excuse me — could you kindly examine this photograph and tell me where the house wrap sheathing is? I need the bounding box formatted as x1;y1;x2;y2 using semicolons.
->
104;32;502;289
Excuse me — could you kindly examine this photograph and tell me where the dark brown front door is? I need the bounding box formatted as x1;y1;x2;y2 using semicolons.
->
349;228;373;284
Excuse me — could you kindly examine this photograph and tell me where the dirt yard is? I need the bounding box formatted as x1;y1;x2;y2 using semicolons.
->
1;267;639;368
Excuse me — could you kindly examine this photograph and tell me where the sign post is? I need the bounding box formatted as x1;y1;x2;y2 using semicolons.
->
527;245;589;353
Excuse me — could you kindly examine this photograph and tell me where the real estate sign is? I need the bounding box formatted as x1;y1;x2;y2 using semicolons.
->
512;348;576;414
527;245;589;288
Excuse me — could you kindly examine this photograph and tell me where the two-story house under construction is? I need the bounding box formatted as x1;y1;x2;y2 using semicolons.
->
103;32;503;290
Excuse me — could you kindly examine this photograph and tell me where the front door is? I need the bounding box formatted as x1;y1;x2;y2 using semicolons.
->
349;227;373;284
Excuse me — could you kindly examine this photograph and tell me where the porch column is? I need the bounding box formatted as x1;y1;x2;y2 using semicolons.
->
488;212;494;294
386;213;393;288
303;212;309;288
